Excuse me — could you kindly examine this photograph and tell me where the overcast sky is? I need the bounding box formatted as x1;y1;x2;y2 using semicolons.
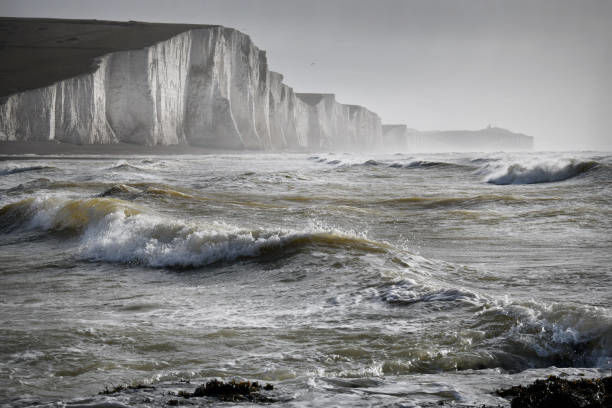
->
2;0;611;150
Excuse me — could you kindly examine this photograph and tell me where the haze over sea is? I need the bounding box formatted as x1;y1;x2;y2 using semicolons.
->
0;150;610;407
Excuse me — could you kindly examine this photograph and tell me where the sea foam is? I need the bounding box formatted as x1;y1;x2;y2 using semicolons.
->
0;196;387;268
485;158;597;185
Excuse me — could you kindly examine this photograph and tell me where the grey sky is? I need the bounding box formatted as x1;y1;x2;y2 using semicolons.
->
1;0;611;150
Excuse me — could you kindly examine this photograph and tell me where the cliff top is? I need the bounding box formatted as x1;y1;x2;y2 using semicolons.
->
0;17;222;98
347;104;380;118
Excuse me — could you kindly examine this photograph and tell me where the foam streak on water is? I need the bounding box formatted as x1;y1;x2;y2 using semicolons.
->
0;151;610;407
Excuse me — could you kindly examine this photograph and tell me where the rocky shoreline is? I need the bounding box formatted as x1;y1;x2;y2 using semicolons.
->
88;375;612;407
496;376;611;408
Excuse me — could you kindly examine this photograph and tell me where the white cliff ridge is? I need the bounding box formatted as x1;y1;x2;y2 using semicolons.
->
0;18;534;151
0;20;384;151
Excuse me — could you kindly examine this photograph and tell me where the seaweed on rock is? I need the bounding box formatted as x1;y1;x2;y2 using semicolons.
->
497;376;612;408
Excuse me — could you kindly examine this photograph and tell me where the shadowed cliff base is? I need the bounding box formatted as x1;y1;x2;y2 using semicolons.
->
497;376;612;408
0;141;281;157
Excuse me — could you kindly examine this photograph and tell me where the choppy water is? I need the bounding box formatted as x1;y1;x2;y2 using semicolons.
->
0;151;610;407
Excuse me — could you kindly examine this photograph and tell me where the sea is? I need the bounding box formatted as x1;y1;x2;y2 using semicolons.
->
0;151;610;407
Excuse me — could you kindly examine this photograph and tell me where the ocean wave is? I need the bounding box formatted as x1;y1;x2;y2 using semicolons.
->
313;158;343;165
144;187;194;199
98;183;142;197
378;281;482;307
6;177;53;193
0;196;142;232
373;277;612;370
470;157;500;165
85;218;388;268
0;165;57;176
404;160;452;168
98;184;195;200
485;159;598;185
107;160;149;172
386;160;471;170
378;194;531;209
0;197;389;268
474;299;612;370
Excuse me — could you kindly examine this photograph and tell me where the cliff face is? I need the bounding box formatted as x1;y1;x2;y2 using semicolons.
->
268;72;303;149
294;94;382;150
382;124;410;151
182;28;271;149
0;19;383;151
0;19;534;152
0;59;116;144
106;33;191;146
1;27;275;148
348;105;383;150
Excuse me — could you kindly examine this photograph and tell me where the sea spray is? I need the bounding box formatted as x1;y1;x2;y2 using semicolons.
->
0;196;389;268
484;158;598;184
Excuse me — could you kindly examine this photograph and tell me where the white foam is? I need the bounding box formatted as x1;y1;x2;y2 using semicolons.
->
484;158;597;184
1;195;379;268
378;281;483;307
80;212;382;267
477;297;612;367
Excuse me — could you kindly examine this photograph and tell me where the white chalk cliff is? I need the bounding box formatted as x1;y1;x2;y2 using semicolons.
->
0;18;534;152
0;21;383;151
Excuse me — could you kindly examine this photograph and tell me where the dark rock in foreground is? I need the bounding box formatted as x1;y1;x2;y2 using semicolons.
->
179;379;276;403
96;378;279;405
99;383;155;395
497;376;612;408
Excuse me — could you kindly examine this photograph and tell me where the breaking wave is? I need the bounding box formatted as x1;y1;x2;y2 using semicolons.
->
386;160;472;170
473;298;612;370
0;165;57;176
371;278;612;371
378;281;482;307
107;160;149;172
0;197;389;268
0;196;141;232
485;159;598;185
98;184;195;200
403;160;454;168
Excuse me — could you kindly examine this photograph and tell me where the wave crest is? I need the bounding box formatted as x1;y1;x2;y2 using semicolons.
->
372;278;612;370
378;281;482;307
0;165;57;176
485;159;598;185
474;299;612;369
0;197;387;268
0;196;141;231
